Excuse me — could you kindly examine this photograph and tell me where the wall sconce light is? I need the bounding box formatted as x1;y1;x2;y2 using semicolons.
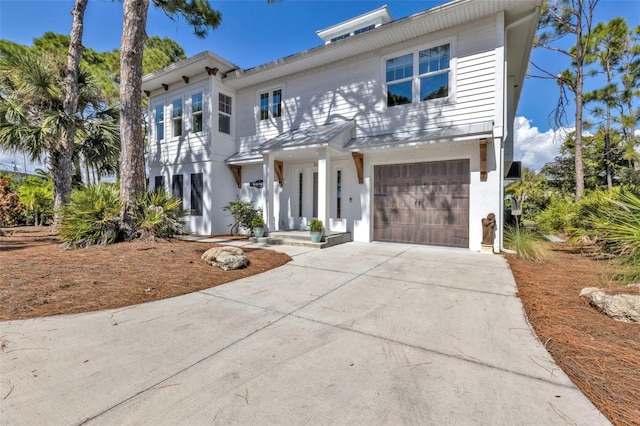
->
249;179;264;189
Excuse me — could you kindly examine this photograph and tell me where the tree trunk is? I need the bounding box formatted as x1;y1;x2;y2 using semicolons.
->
573;0;586;200
119;0;149;237
54;0;88;226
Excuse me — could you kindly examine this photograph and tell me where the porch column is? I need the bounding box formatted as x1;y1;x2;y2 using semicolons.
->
317;148;330;231
262;153;276;232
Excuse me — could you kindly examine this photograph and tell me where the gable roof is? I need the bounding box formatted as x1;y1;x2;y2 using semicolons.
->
143;0;541;104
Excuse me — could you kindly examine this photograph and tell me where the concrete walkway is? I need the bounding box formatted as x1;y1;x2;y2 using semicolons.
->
1;242;609;425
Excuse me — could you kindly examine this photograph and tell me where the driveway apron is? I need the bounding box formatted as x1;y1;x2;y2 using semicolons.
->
0;242;610;425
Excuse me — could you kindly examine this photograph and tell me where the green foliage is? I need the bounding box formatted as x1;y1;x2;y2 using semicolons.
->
588;189;640;265
504;225;551;262
534;195;574;234
0;176;24;226
135;188;186;240
223;198;262;235
58;183;122;248
505;168;549;222
250;215;265;228
17;175;53;226
151;0;222;38
309;219;323;232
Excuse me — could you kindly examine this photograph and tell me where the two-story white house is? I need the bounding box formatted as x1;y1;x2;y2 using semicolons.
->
142;0;541;251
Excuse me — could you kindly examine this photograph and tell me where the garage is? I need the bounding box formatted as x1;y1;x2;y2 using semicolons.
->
373;159;470;247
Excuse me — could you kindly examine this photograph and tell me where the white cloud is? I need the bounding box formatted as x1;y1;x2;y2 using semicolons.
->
513;116;571;172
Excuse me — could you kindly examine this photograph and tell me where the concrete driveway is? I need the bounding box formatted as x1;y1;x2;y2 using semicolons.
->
1;242;609;425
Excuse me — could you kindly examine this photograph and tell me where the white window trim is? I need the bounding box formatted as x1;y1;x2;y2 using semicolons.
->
257;86;284;123
217;90;233;136
382;37;457;109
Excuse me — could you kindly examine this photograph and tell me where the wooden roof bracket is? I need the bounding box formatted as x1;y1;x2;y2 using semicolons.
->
479;138;488;182
228;165;242;188
274;160;284;187
352;152;364;184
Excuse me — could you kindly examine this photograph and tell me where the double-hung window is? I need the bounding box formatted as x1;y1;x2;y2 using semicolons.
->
154;105;164;141
191;93;203;133
385;43;450;108
218;93;232;135
171;99;182;137
259;89;282;120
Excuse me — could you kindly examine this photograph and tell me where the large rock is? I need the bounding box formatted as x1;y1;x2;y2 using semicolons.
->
201;246;248;271
579;287;640;323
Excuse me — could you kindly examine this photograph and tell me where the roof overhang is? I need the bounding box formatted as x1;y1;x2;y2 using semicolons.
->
141;51;239;93
223;0;542;90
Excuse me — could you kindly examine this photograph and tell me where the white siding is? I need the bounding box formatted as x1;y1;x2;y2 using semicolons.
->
237;16;498;152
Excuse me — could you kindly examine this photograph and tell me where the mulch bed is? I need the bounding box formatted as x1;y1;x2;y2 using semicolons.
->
507;244;640;426
0;226;291;321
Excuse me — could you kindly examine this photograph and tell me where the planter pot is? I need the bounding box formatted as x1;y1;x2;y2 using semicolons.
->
310;231;323;243
253;228;265;238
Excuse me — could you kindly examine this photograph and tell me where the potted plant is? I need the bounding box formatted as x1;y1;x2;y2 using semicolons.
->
251;215;265;238
309;218;323;243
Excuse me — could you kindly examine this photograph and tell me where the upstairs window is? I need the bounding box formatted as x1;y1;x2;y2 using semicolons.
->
260;93;269;120
385;43;451;108
272;89;282;118
259;89;283;121
154;105;164;141
385;53;413;107
218;93;232;135
192;93;203;133
419;44;450;101
171;99;182;137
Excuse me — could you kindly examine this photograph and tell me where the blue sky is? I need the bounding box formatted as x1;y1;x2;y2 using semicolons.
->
0;0;639;172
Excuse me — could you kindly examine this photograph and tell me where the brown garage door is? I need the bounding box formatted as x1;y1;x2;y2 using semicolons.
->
373;159;470;247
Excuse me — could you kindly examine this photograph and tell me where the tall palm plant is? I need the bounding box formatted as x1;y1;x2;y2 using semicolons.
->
0;46;120;213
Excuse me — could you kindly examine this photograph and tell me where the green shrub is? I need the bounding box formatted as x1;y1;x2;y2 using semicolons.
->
18;176;53;226
59;183;122;248
135;188;186;240
504;225;551;262
534;195;574;234
250;215;264;228
589;189;640;266
309;218;323;232
223;198;262;235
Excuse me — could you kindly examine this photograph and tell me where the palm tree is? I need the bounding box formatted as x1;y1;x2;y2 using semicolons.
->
0;46;119;215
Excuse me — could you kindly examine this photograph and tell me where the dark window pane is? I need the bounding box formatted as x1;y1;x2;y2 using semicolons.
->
192;114;203;133
260;93;269;120
219;113;230;134
192;93;203;133
154;175;165;192
155;105;164;141
172;174;183;208
218;93;232;115
420;72;449;101
298;172;303;217
190;173;203;216
387;81;413;107
272;89;281;118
